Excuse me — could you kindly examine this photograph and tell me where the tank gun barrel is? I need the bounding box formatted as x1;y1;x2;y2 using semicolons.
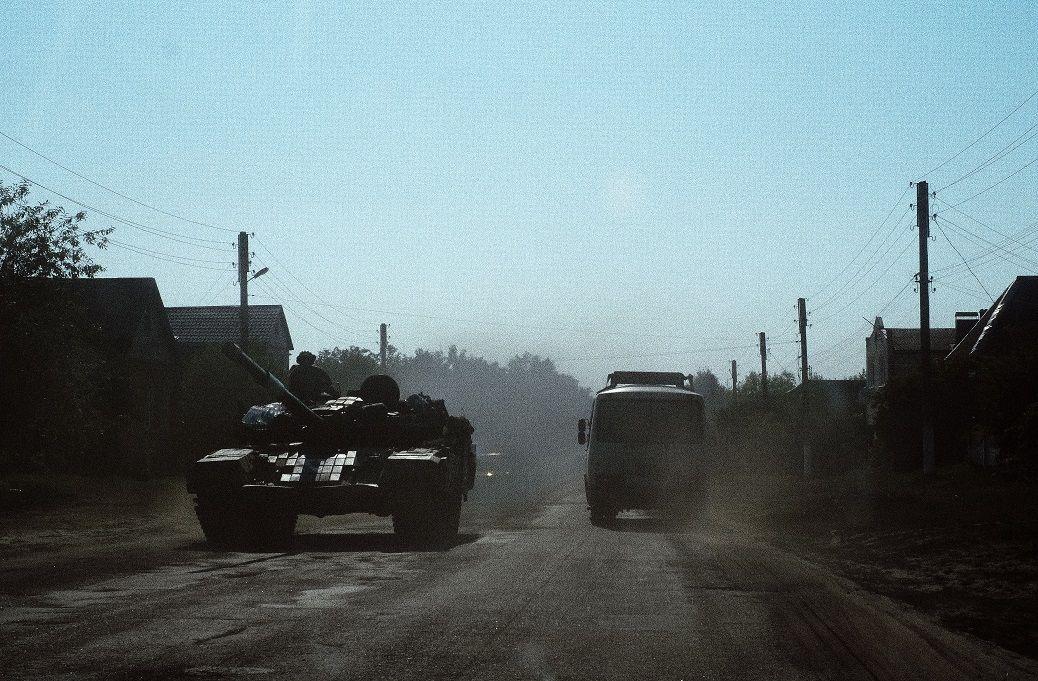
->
221;342;323;426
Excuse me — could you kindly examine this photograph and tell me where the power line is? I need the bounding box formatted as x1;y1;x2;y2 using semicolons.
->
106;240;232;271
936;119;1038;192
254;237;787;345
932;218;994;301
932;196;1038;263
931;226;1038;279
811;325;868;363
108;237;233;265
771;347;800;377
198;273;238;305
933;277;995;304
812;210;915;316
252;278;371;348
251;237;365;318
0;130;237;235
941;151;1038;210
254;265;372;336
935;212;1038;273
810;206;912;313
0;163;234;252
812;235;916;324
808;185;911;301
922;85;1038;178
558;339;799;364
811;277;914;363
877;278;916;316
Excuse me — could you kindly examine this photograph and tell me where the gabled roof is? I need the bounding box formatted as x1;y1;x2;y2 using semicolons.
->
883;327;957;356
27;277;176;357
787;379;866;407
947;276;1038;363
166;305;293;349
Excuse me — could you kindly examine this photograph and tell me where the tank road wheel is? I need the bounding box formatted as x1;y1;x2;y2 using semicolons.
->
194;496;297;550
393;491;462;549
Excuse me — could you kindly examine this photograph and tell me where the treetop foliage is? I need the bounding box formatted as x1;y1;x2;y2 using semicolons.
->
315;343;590;478
0;180;111;281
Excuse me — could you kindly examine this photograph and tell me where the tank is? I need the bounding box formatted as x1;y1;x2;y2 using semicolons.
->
186;343;476;548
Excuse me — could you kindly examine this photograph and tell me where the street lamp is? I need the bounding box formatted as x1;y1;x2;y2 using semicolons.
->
248;267;269;282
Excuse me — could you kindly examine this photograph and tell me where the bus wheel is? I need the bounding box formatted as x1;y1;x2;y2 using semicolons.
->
590;506;617;526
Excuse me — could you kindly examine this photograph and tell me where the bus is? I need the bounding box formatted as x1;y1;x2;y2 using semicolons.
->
578;371;705;523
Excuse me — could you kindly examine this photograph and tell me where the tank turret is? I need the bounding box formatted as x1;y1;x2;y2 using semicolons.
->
221;342;322;427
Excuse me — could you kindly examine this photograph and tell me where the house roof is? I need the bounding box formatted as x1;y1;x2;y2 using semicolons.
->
166;305;293;349
883;327;957;356
787;379;866;407
26;277;177;358
947;276;1038;363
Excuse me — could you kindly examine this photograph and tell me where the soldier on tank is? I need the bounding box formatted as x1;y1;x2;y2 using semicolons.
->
287;351;339;405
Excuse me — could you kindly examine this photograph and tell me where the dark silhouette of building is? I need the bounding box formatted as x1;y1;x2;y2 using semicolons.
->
166;305;293;372
0;277;179;475
946;276;1038;365
865;318;956;391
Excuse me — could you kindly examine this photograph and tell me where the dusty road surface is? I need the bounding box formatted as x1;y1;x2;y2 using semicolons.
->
2;483;1036;681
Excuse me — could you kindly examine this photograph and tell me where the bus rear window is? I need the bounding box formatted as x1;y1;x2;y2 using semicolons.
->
592;398;701;444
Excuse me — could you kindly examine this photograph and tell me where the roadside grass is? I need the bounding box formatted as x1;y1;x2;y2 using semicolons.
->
712;463;1038;659
0;473;82;512
0;474;195;557
0;473;184;514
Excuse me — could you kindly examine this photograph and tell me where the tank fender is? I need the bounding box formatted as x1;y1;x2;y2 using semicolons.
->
380;447;449;494
186;448;262;495
386;448;445;464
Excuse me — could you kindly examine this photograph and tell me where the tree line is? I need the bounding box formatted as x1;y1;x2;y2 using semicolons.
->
315;345;591;481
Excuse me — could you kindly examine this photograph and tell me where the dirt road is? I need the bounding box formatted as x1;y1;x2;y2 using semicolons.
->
1;483;1035;680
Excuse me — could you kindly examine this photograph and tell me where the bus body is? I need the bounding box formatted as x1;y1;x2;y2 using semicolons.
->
579;372;705;522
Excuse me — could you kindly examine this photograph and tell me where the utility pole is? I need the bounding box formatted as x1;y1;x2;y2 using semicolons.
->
730;360;738;400
758;332;768;403
379;323;389;373
237;231;249;351
798;297;812;476
916;181;935;475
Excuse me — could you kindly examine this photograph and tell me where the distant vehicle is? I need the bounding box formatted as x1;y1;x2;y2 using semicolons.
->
578;371;705;523
476;451;511;480
186;343;476;549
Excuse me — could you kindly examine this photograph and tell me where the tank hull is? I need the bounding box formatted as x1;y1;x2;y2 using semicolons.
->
187;445;463;518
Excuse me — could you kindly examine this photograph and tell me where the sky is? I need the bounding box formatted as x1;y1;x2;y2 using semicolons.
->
3;1;1037;389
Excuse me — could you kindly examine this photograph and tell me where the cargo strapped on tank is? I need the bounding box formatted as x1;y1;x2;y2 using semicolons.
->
606;371;688;389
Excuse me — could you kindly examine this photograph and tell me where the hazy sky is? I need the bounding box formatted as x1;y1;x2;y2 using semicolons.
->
4;1;1037;388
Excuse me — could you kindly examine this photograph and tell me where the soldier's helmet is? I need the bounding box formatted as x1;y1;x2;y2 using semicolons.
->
297;351;317;365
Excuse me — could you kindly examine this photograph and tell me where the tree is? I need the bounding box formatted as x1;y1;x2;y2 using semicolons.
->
691;369;727;409
0;181;112;469
318;346;381;392
314;343;592;484
736;370;796;399
0;180;110;280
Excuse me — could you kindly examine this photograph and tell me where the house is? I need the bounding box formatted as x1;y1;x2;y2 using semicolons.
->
946;276;1038;365
0;277;179;475
945;276;1038;465
865;317;956;390
787;379;868;473
166;305;293;372
788;378;866;412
